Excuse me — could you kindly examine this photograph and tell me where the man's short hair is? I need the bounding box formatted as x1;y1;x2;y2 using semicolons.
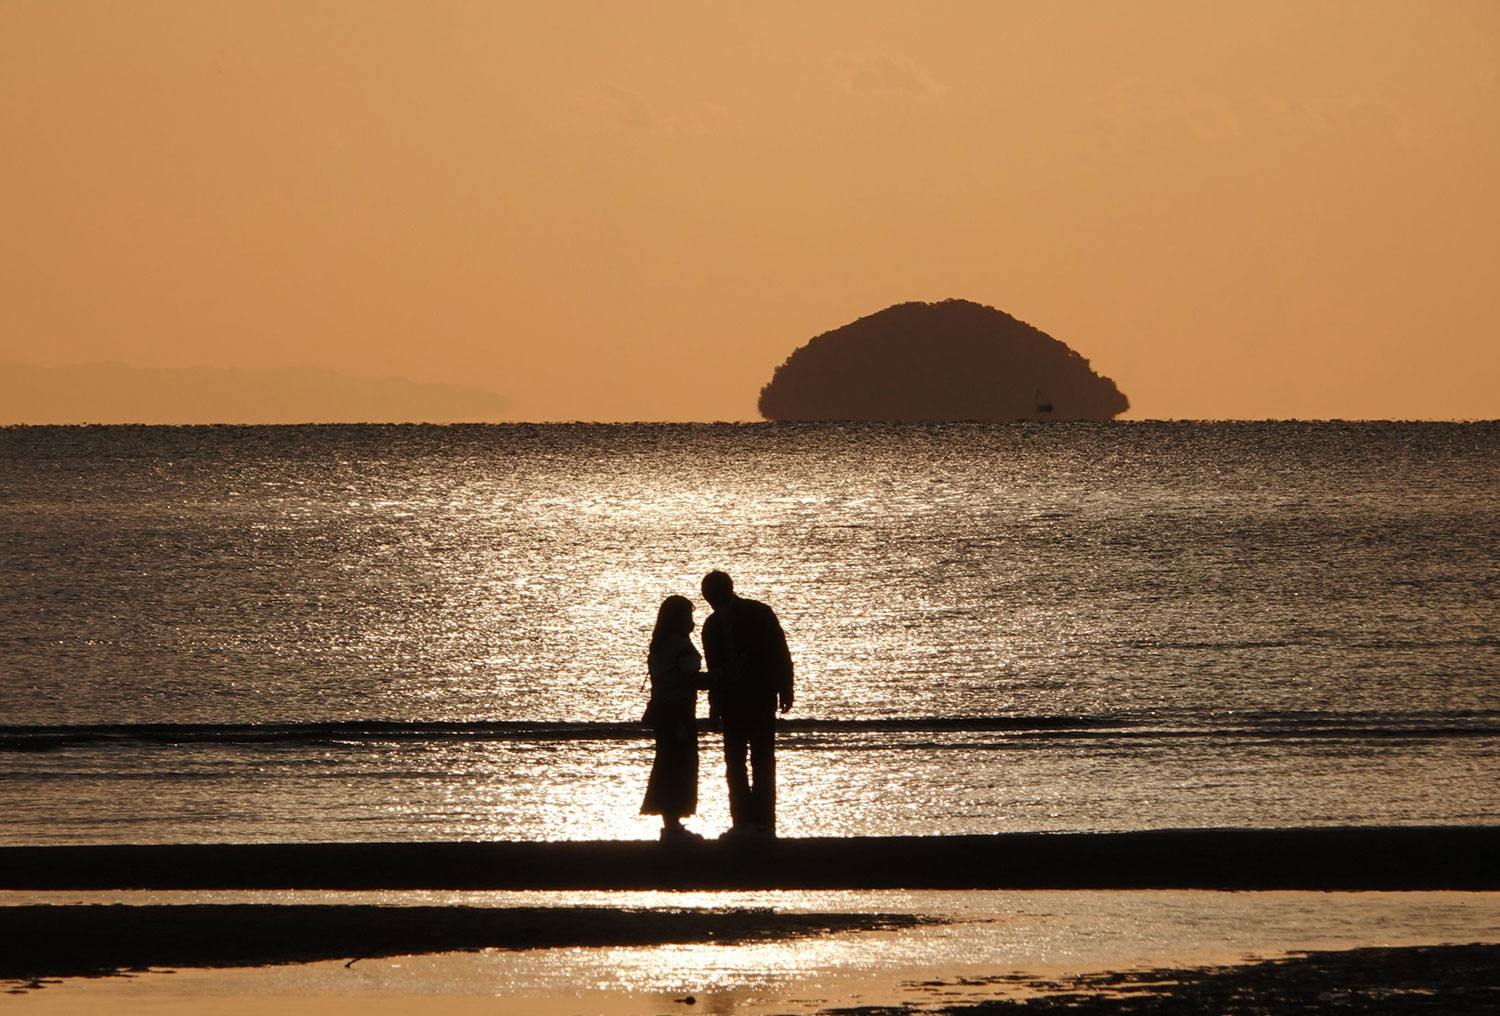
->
702;570;734;601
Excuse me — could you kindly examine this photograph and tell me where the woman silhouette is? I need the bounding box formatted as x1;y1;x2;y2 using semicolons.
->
641;595;709;842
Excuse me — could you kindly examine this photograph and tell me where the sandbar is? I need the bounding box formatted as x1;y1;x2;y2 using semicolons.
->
4;827;1497;892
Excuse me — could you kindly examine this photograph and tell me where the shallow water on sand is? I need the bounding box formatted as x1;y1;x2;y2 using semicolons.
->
5;724;1497;844
6;890;1500;1014
2;423;1497;844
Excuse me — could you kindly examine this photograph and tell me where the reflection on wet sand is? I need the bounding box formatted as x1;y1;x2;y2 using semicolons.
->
0;904;932;982
4;890;1499;1013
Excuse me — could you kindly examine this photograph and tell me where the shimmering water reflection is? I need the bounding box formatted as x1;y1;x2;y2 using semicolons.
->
3;424;1498;846
5;731;1496;847
6;726;1496;846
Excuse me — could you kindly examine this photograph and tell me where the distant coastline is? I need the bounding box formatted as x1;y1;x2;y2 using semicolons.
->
0;361;510;425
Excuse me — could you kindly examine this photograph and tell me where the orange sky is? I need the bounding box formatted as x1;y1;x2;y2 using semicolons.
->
2;1;1497;422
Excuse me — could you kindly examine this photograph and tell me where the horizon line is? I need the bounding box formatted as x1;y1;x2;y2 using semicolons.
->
4;417;1498;427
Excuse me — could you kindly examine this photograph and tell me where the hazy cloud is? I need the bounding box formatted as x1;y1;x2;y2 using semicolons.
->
584;83;658;133
838;54;944;96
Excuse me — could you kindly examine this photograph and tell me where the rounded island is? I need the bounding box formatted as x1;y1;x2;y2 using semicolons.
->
758;299;1129;422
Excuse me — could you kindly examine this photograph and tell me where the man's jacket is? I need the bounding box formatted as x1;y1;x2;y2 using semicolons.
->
702;597;793;712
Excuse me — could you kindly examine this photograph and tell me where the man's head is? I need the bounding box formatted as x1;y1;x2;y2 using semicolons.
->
701;570;735;609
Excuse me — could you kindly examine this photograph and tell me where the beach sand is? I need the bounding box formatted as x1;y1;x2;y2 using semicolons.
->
5;888;1500;1014
0;903;931;980
9;944;1499;1015
5;832;1498;1012
879;943;1500;1013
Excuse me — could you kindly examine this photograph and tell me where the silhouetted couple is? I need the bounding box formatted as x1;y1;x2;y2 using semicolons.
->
641;570;794;843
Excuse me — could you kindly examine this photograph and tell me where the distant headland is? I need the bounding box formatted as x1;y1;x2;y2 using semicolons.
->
0;362;509;425
758;299;1129;422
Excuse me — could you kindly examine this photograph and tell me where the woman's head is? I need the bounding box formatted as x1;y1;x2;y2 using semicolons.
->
649;594;695;655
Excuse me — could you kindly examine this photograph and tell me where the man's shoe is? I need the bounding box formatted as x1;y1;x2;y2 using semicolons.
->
718;824;774;843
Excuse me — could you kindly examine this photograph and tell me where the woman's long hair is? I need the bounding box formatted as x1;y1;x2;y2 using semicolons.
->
649;595;694;659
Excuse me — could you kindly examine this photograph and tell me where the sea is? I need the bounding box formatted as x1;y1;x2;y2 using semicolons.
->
1;422;1497;847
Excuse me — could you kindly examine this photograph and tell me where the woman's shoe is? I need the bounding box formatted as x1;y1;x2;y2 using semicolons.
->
660;824;704;844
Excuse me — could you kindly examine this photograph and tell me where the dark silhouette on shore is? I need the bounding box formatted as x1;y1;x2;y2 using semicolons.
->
640;595;710;842
757;299;1129;421
6;827;1497;891
701;571;794;838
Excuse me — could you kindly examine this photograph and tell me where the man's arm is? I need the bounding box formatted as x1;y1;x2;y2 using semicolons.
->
765;605;794;713
701;614;724;672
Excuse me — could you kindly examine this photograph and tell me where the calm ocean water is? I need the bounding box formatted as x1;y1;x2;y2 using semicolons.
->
1;422;1496;845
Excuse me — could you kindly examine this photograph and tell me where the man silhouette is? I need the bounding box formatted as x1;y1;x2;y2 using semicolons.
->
700;570;794;838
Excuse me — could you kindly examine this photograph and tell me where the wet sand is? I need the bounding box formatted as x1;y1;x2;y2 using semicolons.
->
5;826;1498;891
4;889;1499;1013
5;830;1497;1012
10;949;1500;1015
0;903;930;981
859;943;1500;1013
7;926;1499;1013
